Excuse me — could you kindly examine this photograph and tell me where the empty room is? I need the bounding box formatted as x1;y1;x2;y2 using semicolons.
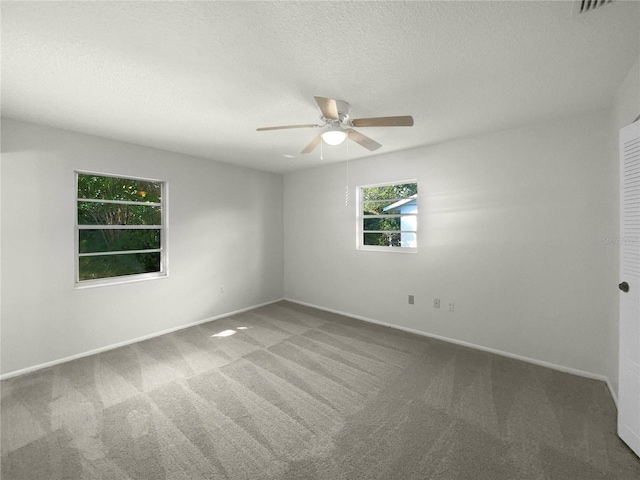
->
1;1;639;479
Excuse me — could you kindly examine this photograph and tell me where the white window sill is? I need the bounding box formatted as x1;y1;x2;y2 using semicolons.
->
75;272;168;289
357;246;417;254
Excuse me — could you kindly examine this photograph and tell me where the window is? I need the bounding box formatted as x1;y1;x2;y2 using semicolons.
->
357;181;418;252
76;172;167;286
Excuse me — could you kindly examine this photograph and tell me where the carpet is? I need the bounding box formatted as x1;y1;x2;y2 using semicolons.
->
2;301;639;479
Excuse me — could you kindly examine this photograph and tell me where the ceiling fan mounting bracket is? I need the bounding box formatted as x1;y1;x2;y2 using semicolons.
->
321;99;351;126
334;99;350;122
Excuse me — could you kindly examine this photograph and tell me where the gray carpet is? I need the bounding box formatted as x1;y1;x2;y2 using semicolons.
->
2;301;639;479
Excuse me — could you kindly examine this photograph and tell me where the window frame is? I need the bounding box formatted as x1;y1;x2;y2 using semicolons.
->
75;170;168;288
356;180;418;253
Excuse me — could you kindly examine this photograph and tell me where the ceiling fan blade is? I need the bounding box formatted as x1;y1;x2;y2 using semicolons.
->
351;116;414;127
314;96;339;121
347;129;382;151
301;135;322;154
256;124;319;131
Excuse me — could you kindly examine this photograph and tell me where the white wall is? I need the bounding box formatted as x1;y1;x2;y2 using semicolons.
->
607;55;640;397
284;110;614;379
0;118;284;376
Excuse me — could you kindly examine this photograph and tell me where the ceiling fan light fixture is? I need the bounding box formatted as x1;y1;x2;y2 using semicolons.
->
321;128;347;146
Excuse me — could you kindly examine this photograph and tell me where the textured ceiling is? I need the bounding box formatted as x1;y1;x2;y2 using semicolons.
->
2;1;639;173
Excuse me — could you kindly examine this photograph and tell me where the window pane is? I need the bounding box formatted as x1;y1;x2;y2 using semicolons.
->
363;200;404;215
79;252;161;280
78;202;161;225
78;174;161;203
363;217;401;231
362;183;417;201
79;229;161;253
401;215;417;231
400;232;417;248
363;199;417;216
363;232;402;247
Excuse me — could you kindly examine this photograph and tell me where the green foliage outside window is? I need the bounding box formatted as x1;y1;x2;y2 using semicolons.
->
77;174;164;282
78;253;161;280
362;183;417;205
77;175;161;202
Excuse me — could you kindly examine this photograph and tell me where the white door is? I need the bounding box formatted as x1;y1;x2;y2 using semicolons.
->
618;120;640;457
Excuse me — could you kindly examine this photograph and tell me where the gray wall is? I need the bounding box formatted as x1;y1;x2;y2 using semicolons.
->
0;118;284;375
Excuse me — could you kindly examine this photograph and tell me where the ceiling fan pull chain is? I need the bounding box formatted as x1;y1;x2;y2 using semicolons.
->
345;139;350;207
320;140;323;161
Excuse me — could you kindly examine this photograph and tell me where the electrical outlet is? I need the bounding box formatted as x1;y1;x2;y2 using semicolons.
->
434;298;440;308
220;285;224;294
448;301;454;312
408;295;414;305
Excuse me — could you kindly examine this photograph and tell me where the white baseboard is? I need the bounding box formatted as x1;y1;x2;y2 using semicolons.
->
284;298;618;406
605;378;619;407
5;296;618;409
0;298;284;381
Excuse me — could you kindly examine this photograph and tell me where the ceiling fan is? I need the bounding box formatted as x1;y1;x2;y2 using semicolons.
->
257;96;414;154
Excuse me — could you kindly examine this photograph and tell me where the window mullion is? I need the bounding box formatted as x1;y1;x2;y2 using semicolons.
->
362;197;411;204
77;224;162;230
77;198;162;207
79;248;162;257
363;230;417;233
363;214;416;219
